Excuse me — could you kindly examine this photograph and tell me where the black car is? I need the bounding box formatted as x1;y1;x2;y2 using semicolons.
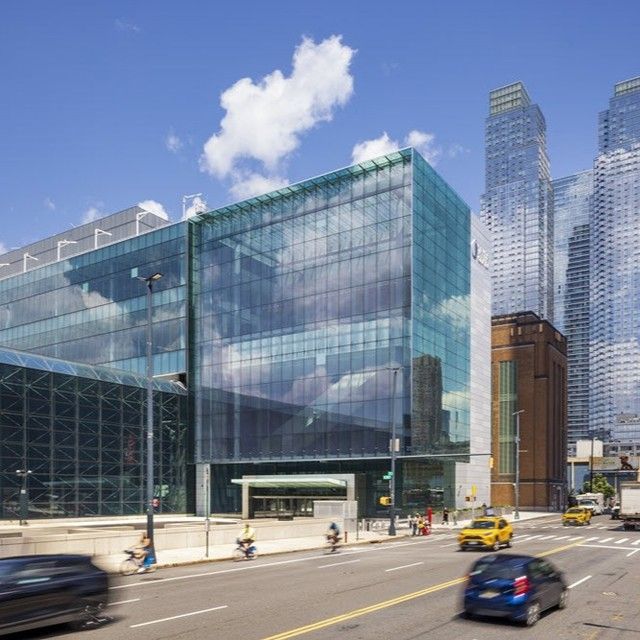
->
462;554;567;626
0;554;109;635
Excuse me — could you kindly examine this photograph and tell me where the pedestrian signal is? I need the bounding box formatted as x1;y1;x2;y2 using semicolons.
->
379;496;391;506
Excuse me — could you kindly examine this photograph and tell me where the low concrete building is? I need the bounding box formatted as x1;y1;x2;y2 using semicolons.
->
491;312;568;510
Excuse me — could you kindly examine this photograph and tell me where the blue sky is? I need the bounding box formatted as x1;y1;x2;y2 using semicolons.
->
1;1;639;250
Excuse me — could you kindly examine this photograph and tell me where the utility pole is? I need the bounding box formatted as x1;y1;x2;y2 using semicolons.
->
388;367;400;536
513;410;525;520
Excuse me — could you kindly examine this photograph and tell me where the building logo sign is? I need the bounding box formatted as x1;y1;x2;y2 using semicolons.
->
471;239;490;269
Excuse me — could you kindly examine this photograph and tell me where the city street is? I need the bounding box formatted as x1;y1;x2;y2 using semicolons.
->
20;515;640;640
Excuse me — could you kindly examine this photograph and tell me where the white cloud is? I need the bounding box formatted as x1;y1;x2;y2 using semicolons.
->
115;19;140;33
183;195;208;219
200;35;355;197
82;205;104;224
44;197;56;211
229;173;288;200
138;199;169;220
351;132;398;164
351;129;441;165
165;130;183;153
447;142;470;158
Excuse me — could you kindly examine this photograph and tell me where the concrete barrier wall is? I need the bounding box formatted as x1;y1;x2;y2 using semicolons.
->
0;518;339;559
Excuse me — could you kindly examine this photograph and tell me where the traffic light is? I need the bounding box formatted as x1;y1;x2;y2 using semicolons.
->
379;496;391;506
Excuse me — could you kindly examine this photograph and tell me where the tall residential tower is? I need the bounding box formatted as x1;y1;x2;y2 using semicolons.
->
481;82;554;320
591;77;640;447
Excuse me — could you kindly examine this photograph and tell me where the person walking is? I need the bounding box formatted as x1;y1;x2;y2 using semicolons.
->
417;515;425;536
442;507;449;525
409;514;416;536
452;508;458;526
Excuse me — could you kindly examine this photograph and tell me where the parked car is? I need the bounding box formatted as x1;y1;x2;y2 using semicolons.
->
462;553;568;626
0;554;109;636
562;507;592;526
458;517;513;552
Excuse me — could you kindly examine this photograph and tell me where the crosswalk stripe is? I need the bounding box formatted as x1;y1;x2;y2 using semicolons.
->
525;535;542;540
633;540;640;546
554;536;569;540
539;535;556;540
615;538;629;544
583;537;599;542
600;537;613;543
567;536;583;541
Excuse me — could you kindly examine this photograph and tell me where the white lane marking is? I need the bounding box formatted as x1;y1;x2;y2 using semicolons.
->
130;605;227;628
615;538;629;544
539;535;556;540
583;537;600;542
440;543;458;548
109;598;141;606
554;536;570;540
568;575;592;589
385;561;424;573
567;536;584;541
579;544;639;551
111;542;420;591
600;537;614;543
524;535;543;541
318;559;361;569
633;539;640;546
626;549;640;557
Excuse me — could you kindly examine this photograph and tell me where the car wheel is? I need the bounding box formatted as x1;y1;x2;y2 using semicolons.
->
506;536;512;548
459;546;466;551
491;539;500;552
461;609;474;620
558;589;568;610
524;601;541;626
69;600;107;631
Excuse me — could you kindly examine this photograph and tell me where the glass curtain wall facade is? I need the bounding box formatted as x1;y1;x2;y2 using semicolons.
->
553;171;593;453
481;82;554;321
0;347;187;519
0;223;187;377
591;77;640;446
191;150;471;515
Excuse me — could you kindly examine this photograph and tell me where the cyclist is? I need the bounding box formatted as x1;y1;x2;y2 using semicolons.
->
137;533;155;573
237;523;257;554
326;521;341;551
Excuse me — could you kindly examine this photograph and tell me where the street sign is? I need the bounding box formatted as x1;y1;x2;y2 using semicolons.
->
383;471;393;480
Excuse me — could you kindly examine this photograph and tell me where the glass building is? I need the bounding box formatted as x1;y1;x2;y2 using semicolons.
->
591;77;640;446
191;149;481;515
481;82;554;321
553;171;593;453
0;346;187;519
0;208;187;377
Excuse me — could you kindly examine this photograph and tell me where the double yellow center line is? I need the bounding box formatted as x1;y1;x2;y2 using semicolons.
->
260;539;584;640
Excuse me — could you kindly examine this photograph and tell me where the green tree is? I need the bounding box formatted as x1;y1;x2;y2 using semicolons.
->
581;474;615;499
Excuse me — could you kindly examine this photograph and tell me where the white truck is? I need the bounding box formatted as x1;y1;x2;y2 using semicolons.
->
619;482;640;531
575;492;605;515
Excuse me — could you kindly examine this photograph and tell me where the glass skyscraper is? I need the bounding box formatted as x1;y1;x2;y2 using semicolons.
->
553;171;593;453
591;77;640;446
481;82;554;321
191;149;485;514
0;209;187;377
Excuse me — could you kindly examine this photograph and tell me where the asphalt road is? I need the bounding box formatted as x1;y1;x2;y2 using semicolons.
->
18;515;640;640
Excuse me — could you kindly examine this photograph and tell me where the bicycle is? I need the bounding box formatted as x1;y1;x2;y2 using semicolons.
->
120;548;156;576
325;533;341;554
233;541;258;561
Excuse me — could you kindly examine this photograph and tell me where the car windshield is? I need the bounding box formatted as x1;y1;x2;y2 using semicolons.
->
470;520;495;529
567;508;584;514
470;558;524;581
579;500;595;505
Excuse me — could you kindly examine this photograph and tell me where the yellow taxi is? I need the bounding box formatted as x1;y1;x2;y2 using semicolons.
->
458;516;514;552
562;507;592;526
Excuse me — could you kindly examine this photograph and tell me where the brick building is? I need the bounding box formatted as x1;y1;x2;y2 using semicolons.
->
491;312;567;510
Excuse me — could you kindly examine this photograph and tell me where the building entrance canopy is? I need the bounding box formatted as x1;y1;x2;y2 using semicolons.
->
231;476;347;490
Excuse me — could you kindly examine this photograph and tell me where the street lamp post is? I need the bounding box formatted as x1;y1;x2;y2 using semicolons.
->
15;469;32;526
388;367;400;536
138;272;162;562
513;410;525;520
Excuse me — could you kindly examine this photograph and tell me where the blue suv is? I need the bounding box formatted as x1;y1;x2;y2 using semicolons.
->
462;554;568;626
0;555;109;635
